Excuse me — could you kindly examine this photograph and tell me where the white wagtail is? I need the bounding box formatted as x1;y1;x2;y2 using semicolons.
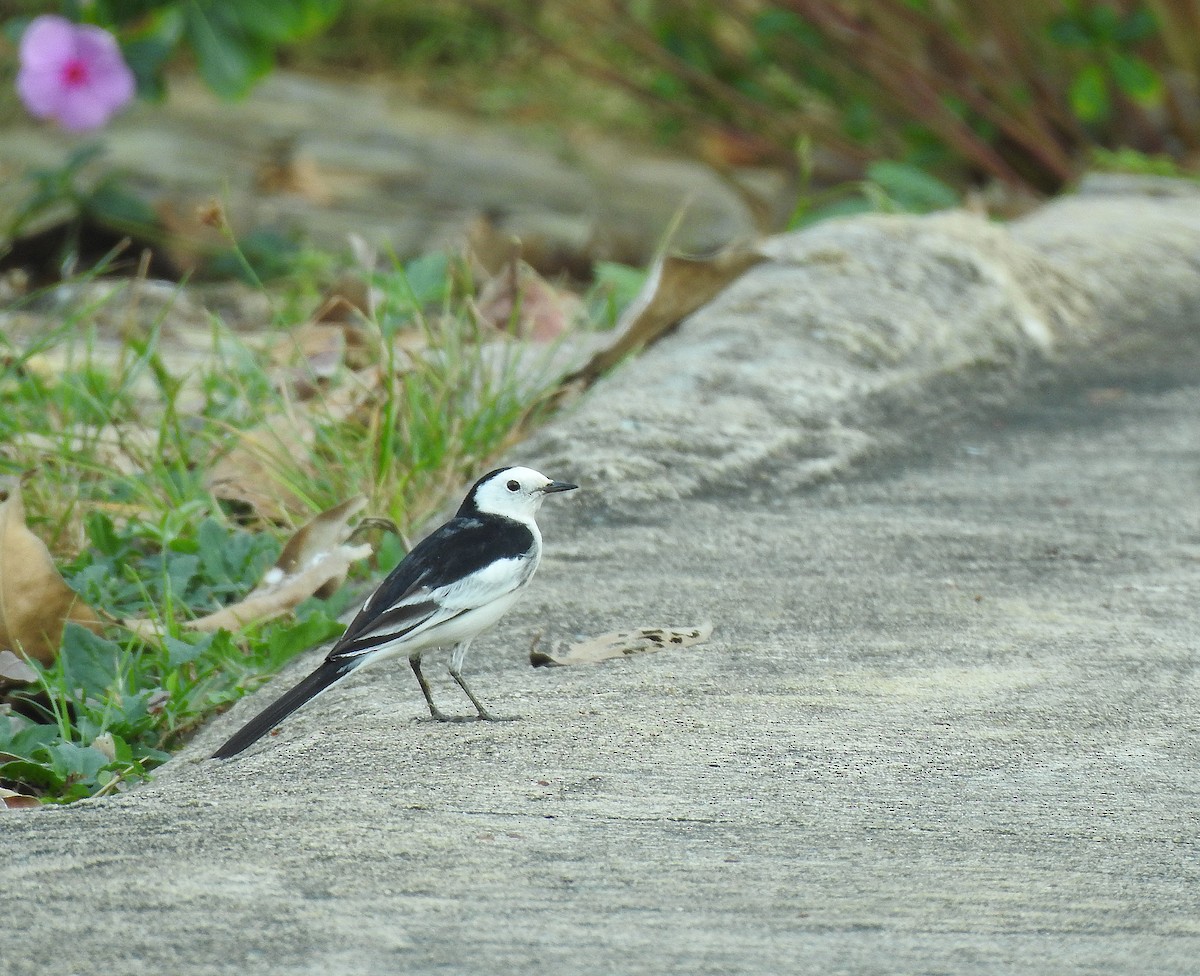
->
212;466;577;759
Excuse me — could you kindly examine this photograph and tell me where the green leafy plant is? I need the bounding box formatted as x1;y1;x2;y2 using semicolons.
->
1050;2;1162;123
0;240;584;804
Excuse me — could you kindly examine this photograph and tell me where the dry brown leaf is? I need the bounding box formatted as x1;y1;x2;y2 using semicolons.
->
566;243;764;386
9;426;159;477
185;541;373;635
315;272;376;323
272;496;368;599
474;258;582;342
467;213;521;277
531;623;714;668
0;649;38;685
206;413;316;523
270;322;347;380
206;371;377;523
1;787;40;810
0;486;102;666
122;498;373;641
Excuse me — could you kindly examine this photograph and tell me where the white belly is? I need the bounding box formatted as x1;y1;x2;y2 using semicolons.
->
410;587;525;652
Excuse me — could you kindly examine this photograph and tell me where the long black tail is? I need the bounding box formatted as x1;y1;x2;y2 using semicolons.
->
212;658;357;759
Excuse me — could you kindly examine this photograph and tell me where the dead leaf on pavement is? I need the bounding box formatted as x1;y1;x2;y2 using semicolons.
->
564;243;764;387
0;485;102;667
121;497;373;641
531;622;714;667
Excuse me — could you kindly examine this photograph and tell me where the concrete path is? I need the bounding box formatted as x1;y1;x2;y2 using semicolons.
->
4;180;1200;975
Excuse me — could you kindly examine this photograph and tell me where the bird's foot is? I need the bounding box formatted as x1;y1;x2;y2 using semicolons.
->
412;709;477;723
476;710;520;722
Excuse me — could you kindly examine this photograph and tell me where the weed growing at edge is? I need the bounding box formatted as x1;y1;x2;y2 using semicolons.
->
0;245;632;804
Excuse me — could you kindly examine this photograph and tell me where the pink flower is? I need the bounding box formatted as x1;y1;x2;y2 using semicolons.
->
16;15;136;132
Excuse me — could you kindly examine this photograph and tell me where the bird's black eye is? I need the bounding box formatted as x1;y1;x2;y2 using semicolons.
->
506;479;520;492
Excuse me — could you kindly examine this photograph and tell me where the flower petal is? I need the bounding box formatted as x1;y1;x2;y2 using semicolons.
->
89;60;137;110
74;23;129;73
18;15;77;72
16;66;67;119
55;86;122;132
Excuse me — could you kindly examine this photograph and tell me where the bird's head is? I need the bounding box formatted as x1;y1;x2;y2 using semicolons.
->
460;466;578;521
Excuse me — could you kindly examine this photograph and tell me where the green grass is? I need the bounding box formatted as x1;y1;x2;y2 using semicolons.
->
0;244;627;804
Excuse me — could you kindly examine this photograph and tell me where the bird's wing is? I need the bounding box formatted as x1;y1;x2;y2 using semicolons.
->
327;591;447;661
326;514;536;663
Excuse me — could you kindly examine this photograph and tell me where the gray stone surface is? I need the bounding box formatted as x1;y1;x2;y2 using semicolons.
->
4;179;1200;975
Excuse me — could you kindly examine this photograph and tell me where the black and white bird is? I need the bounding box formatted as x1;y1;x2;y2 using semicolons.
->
212;466;577;759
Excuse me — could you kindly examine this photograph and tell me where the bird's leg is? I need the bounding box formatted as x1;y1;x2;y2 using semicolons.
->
449;640;517;722
449;668;497;720
409;652;453;722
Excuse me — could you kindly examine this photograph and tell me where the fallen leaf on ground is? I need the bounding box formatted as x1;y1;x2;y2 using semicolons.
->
474;258;583;342
564;243;764;387
466;213;521;277
531;623;714;667
271;496;368;599
122;498;374;641
206;371;376;523
206;412;317;522
0;649;37;685
0;485;102;666
1;787;40;810
314;272;377;325
270;322;348;383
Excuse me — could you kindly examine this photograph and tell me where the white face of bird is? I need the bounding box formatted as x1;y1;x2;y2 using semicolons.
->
469;466;578;521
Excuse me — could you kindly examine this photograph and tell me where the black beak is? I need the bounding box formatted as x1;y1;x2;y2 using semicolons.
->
543;480;578;494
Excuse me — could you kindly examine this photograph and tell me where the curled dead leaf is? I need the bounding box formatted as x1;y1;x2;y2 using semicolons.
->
186;541;373;635
0;485;102;666
531;622;714;668
206;413;316;523
1;787;40;810
474;258;582;342
0;649;38;686
122;498;373;641
565;243;764;386
272;496;367;599
207;361;383;524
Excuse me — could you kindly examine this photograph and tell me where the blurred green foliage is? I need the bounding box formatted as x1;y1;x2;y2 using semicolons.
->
3;0;341;100
434;1;1200;197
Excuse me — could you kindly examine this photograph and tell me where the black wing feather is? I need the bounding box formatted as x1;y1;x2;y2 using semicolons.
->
330;598;439;660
